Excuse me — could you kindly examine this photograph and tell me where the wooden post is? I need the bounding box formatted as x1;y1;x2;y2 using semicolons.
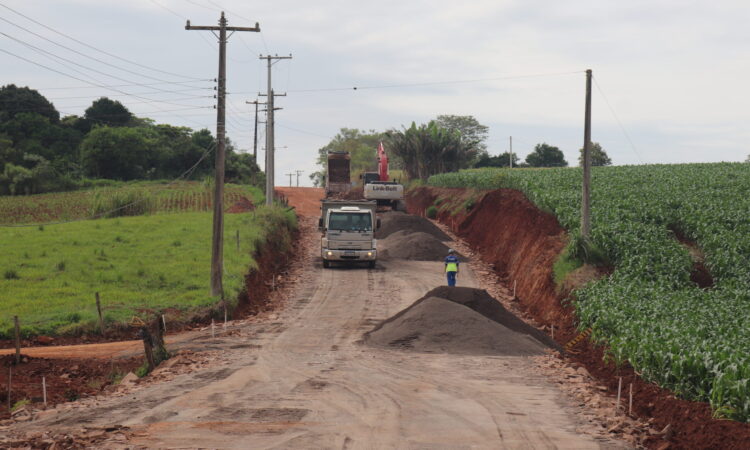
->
96;292;106;337
139;327;156;372
236;229;240;252
581;69;593;238
7;367;11;411
628;383;633;416
615;377;622;415
42;376;47;406
13;315;21;364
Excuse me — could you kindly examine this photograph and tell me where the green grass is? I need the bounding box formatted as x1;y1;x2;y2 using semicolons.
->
0;206;296;339
428;163;750;421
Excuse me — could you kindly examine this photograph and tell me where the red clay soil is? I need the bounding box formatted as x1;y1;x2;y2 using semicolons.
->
0;354;141;420
407;186;750;450
226;195;256;213
275;187;324;217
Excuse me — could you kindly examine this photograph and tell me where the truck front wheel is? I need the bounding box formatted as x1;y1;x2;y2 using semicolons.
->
368;260;376;269
323;260;331;268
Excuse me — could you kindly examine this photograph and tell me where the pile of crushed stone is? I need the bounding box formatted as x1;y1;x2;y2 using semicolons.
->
364;287;558;356
378;230;456;261
376;211;450;240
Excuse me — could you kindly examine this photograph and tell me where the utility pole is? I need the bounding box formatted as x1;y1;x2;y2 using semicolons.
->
186;12;260;297
581;69;593;238
259;54;292;206
245;99;263;164
509;136;513;168
295;169;304;187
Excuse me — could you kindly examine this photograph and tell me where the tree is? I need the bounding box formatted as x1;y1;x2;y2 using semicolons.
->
434;115;489;153
578;142;612;166
475;151;519;168
0;84;59;123
525;143;568;167
309;128;382;187
80;126;155;180
385;121;478;179
84;97;133;127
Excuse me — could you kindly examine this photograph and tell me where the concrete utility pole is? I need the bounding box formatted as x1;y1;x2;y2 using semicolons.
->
295;169;304;187
259;54;292;206
245;99;263;164
186;12;260;297
509;136;513;168
285;172;294;187
581;69;593;238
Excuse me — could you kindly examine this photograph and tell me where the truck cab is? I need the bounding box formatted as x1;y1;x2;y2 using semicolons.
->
319;200;379;268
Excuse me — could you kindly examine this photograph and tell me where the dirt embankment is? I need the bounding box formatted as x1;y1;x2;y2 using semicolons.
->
407;186;750;450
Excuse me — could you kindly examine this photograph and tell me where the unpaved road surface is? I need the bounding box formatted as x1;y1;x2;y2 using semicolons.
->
14;193;622;449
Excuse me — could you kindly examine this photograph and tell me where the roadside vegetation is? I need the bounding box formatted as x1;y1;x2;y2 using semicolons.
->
428;163;750;421
0;204;296;339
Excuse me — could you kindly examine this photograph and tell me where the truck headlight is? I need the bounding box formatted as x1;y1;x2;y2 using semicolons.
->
327;251;333;256
367;252;373;257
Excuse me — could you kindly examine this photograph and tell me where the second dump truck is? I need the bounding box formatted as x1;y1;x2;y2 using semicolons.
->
319;200;379;268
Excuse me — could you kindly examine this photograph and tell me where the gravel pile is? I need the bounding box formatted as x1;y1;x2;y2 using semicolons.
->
364;287;557;356
378;230;454;261
376;212;450;240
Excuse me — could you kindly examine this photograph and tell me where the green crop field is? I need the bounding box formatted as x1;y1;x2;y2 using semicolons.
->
0;181;263;225
428;163;750;421
0;205;296;339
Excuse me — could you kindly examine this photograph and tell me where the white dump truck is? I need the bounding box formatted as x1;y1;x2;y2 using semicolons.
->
319;200;379;268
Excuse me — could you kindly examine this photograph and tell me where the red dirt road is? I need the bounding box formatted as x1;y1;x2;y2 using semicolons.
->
275;187;323;217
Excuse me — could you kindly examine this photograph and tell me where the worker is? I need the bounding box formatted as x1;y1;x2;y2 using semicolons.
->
444;249;459;287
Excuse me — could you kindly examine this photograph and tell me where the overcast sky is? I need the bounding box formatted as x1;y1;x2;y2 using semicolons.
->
2;0;749;186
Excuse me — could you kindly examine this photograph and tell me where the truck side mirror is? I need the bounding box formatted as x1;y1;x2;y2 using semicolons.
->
318;217;323;229
377;218;381;230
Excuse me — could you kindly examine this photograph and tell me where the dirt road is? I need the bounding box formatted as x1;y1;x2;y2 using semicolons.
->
15;206;621;448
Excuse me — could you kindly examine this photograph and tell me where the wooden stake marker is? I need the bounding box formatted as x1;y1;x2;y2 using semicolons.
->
96;292;106;337
13;316;21;364
616;377;623;415
42;376;47;406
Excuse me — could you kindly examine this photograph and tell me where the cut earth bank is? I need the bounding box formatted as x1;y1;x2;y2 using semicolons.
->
407;186;750;450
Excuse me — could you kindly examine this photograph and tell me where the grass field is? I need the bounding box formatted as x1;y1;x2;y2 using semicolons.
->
428;163;750;421
0;206;296;339
0;181;263;225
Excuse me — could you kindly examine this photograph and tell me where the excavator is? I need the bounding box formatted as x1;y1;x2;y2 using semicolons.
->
362;142;405;210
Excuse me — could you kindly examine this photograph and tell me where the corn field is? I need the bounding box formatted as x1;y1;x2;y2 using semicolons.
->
429;163;750;421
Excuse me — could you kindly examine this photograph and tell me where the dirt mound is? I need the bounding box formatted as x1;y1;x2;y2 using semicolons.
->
378;230;455;261
376;211;450;240
226;196;255;213
364;288;553;356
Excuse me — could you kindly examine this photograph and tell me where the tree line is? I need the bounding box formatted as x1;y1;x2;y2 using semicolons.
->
0;84;263;195
311;114;613;184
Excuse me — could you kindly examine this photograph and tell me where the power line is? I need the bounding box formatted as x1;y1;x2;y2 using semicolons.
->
0;1;207;81
0;31;210;101
224;70;585;95
0;14;204;85
0;141;217;228
592;75;645;164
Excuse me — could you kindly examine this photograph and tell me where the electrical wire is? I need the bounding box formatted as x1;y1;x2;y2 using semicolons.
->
0;1;208;81
1;31;209;101
592;75;645;164
0;141;217;228
0;15;205;85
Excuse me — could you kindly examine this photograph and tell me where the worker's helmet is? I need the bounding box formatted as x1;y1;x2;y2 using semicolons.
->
448;249;455;254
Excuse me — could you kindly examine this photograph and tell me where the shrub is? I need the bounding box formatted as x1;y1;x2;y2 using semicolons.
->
426;205;438;219
4;269;19;280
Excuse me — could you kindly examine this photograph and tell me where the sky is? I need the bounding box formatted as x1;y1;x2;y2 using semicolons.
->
1;0;749;186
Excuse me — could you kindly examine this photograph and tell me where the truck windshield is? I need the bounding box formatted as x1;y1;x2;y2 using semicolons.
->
328;212;372;231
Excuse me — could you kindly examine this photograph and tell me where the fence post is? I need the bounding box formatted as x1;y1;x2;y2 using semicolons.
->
95;292;106;337
14;316;21;364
